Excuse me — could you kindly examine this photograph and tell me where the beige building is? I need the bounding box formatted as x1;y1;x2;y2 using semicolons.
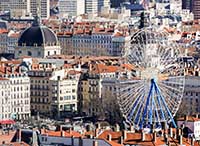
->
30;0;50;19
28;59;80;118
0;0;31;18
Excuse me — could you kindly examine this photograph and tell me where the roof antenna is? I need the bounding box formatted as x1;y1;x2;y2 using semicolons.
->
33;0;41;26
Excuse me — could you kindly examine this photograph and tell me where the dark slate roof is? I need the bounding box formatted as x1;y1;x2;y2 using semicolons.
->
18;25;58;47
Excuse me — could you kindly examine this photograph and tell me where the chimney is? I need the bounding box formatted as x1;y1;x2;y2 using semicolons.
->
61;131;65;137
79;137;83;146
184;115;188;121
119;136;123;144
179;135;183;145
71;136;74;146
95;128;99;137
107;134;112;141
123;130;127;140
153;131;157;143
69;128;72;134
191;137;194;146
164;133;168;145
17;129;21;142
96;123;101;129
169;127;173;137
196;114;199;119
115;124;120;132
93;140;98;146
130;126;135;133
89;134;93;139
141;130;145;141
60;125;63;132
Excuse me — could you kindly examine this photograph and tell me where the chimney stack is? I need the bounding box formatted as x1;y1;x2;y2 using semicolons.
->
61;131;65;137
93;140;98;146
141;130;145;141
95;128;99;138
196;114;199;119
96;123;101;129
179;135;183;145
107;134;112;141
169;127;173;137
123;130;127;140
115;124;120;132
17;129;21;142
164;133;169;145
191;137;194;146
69;127;72;134
184;115;188;121
153;131;157;143
130;126;135;133
119;136;123;144
71;136;74;146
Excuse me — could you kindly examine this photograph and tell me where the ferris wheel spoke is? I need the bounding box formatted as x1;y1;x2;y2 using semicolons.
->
118;83;144;105
158;88;178;113
159;85;179;105
158;82;183;93
127;91;145;121
154;82;177;127
121;86;145;116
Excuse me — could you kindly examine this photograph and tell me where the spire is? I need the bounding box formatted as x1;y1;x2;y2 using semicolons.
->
33;0;41;26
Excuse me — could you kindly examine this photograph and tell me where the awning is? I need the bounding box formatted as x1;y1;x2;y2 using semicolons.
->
0;119;15;124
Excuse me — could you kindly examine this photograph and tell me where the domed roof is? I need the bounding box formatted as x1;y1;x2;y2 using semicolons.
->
18;25;58;47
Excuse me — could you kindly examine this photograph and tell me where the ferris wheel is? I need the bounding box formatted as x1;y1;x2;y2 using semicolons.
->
117;29;185;130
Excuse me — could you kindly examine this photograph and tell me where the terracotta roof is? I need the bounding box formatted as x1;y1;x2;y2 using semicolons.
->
89;64;121;74
8;142;29;146
0;131;16;144
41;129;82;138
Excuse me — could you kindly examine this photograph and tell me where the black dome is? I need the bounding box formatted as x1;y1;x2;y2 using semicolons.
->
18;25;58;47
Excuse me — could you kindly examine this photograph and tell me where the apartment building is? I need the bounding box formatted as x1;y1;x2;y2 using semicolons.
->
30;0;50;19
28;59;80;118
58;0;85;17
85;0;110;14
58;28;130;57
193;0;200;20
0;61;30;120
0;0;31;18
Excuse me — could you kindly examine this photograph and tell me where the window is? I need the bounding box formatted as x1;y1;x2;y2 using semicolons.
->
38;51;41;56
28;51;32;56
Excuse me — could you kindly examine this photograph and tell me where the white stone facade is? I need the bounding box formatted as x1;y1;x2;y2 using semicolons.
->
0;73;30;120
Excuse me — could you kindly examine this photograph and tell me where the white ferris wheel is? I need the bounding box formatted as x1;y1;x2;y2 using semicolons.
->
116;29;185;130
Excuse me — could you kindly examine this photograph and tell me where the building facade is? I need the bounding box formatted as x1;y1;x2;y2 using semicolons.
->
58;29;130;57
0;0;31;18
30;0;50;19
85;0;110;14
193;0;200;20
0;61;31;120
28;59;80;119
58;0;85;17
